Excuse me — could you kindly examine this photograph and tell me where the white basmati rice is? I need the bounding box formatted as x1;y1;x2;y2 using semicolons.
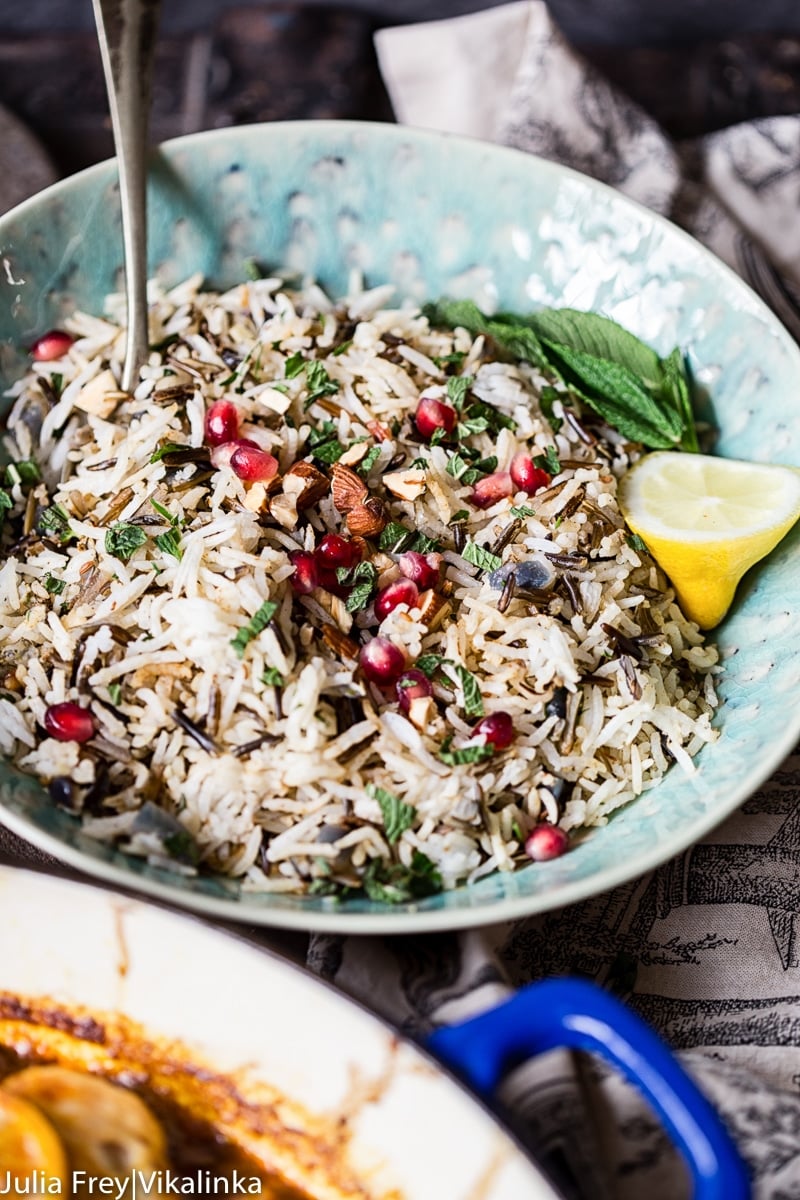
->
0;275;720;901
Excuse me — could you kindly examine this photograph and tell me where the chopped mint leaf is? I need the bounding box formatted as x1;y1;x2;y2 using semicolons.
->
534;445;561;475
262;667;284;687
379;521;414;553
333;339;353;356
307;420;338;448
511;505;536;519
362;852;443;903
230;599;279;658
311;440;345;464
413;655;483;715
150;442;188;464
626;532;650;554
243;257;262;280
539;386;563;431
432;351;466;369
357;445;382;476
284;352;306;379
450;664;484;718
304;360;340;408
462;541;502;573
108;682;122;705
449;510;469;524
410;532;440;554
446;374;473;410
105;523;147;563
367;784;415;844
44;574;66;595
151;500;181;527
154;527;182;561
4;460;41;487
38;503;74;544
438;743;496;766
0;489;13;525
336;560;378;612
446;452;470;481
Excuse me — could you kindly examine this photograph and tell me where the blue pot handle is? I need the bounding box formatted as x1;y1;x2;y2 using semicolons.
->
428;978;750;1200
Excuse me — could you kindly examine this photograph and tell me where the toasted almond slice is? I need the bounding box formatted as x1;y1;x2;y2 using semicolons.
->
73;369;122;418
407;695;435;731
321;623;360;661
285;461;329;509
417;590;452;631
383;468;427;501
339;441;370;467
242;481;270;514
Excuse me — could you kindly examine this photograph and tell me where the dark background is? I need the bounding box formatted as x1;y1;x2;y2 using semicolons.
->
2;0;800;181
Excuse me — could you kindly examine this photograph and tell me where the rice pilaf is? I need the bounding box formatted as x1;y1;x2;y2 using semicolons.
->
0;273;719;901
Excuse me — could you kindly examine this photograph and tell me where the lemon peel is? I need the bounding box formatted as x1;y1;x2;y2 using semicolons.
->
618;451;800;629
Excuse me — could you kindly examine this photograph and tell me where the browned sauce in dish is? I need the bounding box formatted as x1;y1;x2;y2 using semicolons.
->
0;1050;311;1199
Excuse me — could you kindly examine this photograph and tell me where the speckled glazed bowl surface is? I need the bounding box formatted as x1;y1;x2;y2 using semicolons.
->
1;121;799;933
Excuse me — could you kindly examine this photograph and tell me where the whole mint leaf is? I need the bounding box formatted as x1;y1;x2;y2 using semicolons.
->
543;342;685;448
525;308;663;391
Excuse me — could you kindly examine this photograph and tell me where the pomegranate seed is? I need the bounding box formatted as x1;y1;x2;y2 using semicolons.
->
525;823;570;862
471;471;513;509
395;668;433;713
510;453;551;495
415;395;457;440
230;441;279;483
315;534;362;570
289;550;319;594
43;702;95;743
359;637;407;685
398;551;441;590
30;330;74;361
473;710;515;749
205;400;240;447
211;437;260;471
375;578;419;620
316;565;350;597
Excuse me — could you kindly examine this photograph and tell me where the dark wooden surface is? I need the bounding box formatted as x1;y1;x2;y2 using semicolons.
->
1;4;800;186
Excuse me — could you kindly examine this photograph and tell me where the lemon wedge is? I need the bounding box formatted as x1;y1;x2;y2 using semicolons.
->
0;1089;69;1187
617;451;800;628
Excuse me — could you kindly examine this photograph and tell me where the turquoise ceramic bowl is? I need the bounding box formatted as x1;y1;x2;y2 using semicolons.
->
1;121;799;933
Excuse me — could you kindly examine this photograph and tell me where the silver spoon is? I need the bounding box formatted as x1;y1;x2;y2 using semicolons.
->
92;0;160;392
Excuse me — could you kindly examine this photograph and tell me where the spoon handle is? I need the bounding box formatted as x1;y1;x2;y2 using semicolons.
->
92;0;160;392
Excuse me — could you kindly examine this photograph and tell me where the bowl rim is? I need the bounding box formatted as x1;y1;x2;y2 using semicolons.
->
2;118;800;933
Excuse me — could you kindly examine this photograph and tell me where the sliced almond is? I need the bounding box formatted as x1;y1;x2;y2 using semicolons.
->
407;695;435;731
73;369;122;418
314;589;353;634
285;461;329;509
320;623;360;662
331;463;368;513
338;441;371;468
383;468;427;502
417;589;452;631
242;482;270;514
